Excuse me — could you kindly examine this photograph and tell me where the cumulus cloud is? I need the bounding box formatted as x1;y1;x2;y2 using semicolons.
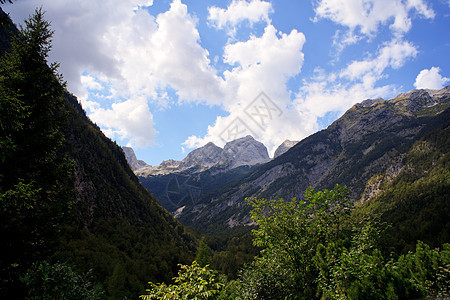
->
414;67;449;89
89;96;156;147
314;0;434;48
340;39;418;83
5;0;227;148
184;25;306;155
208;0;272;36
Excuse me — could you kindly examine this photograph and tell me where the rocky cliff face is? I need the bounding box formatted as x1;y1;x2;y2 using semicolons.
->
221;135;270;168
175;86;450;233
122;146;148;171
273;139;298;158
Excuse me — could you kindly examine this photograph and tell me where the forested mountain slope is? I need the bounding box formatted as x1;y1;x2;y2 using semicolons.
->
359;118;449;253
0;8;196;299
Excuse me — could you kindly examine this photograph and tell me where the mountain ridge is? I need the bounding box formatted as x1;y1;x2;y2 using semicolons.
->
173;86;450;234
136;135;270;176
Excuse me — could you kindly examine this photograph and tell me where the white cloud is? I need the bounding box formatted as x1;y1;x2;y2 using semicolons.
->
184;25;306;156
5;0;227;147
340;39;418;83
208;0;272;36
314;0;434;48
80;74;102;91
89;96;156;147
414;67;449;89
295;38;418;131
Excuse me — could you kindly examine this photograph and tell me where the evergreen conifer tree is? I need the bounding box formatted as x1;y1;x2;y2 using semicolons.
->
0;8;72;296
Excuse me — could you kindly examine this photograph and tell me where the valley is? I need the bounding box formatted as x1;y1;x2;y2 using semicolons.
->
0;4;449;299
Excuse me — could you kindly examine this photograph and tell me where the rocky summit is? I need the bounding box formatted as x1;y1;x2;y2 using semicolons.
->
273;139;299;158
122;146;149;171
136;135;270;176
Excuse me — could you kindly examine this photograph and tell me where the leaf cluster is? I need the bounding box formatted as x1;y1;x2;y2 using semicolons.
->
140;261;224;300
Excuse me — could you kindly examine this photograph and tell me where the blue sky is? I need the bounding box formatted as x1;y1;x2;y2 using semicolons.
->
4;0;450;166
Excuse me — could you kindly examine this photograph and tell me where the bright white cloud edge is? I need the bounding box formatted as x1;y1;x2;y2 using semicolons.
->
4;0;438;157
414;67;450;90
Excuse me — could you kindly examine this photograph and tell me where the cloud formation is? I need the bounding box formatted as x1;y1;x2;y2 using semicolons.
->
295;38;418;130
314;0;434;49
6;0;228;147
414;67;449;89
208;0;273;36
184;24;306;155
4;0;440;157
89;96;156;147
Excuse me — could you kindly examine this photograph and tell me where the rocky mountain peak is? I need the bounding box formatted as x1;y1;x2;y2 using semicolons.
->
357;97;384;108
428;85;450;100
180;141;223;169
121;146;148;171
222;135;270;168
274;139;299;158
395;88;433;102
388;86;450;115
136;136;271;177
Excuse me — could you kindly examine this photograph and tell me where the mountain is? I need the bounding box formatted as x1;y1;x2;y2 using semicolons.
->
121;146;149;170
136;136;269;213
174;86;450;234
358;119;449;253
180;142;223;170
221;135;270;168
137;135;270;177
273;139;298;158
0;10;196;298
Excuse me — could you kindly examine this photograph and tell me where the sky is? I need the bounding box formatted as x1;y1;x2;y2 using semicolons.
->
3;0;450;166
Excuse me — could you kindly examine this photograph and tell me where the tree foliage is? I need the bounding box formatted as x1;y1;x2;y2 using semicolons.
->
140;261;223;300
21;261;104;300
240;185;449;299
0;8;72;297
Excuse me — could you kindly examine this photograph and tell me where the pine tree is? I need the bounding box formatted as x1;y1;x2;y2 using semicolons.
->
0;8;72;297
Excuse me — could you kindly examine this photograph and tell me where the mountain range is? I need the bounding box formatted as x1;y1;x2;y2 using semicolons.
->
132;135;276;214
134;135;273;176
126;86;450;238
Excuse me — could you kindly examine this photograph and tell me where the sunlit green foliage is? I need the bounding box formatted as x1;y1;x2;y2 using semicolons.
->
140;261;223;300
242;185;352;299
241;185;450;299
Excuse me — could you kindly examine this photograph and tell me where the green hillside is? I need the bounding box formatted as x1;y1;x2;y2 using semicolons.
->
358;119;450;253
0;8;196;299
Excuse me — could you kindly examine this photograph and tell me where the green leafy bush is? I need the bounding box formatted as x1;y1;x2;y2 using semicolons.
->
21;261;104;300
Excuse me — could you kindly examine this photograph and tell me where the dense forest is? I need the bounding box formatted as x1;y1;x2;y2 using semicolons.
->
0;6;448;300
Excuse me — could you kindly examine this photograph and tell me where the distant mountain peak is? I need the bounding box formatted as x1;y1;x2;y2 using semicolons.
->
180;141;223;170
136;135;270;176
274;139;299;158
222;135;270;168
121;146;149;171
